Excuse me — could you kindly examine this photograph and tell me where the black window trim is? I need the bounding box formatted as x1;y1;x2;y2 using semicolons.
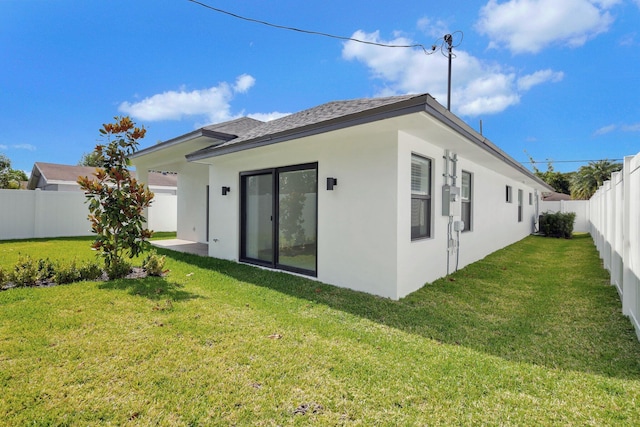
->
461;170;472;232
411;153;433;241
240;162;319;277
517;188;523;223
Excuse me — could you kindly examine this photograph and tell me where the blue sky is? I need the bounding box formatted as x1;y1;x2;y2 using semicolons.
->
1;0;639;174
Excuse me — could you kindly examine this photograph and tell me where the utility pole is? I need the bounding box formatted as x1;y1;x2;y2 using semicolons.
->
444;34;453;111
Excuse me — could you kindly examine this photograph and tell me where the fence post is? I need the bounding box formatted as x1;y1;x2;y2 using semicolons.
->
603;181;612;272
611;172;623;293
622;156;634;316
34;189;43;238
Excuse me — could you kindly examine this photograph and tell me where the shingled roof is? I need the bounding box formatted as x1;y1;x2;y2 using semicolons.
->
186;94;424;161
229;94;419;143
27;162;177;190
130;93;553;192
202;116;264;136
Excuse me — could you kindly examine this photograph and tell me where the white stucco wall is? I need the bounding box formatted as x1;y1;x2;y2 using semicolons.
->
395;132;540;298
203;117;547;299
176;164;209;243
207;125;401;298
205;121;546;299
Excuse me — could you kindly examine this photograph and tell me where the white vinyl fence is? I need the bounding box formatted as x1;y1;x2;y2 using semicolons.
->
589;153;640;341
0;190;176;240
539;200;590;232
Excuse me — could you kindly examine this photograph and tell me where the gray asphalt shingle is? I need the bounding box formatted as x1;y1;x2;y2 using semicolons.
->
216;94;422;148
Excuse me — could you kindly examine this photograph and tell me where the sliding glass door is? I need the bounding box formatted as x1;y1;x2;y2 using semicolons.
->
241;163;317;276
241;173;274;264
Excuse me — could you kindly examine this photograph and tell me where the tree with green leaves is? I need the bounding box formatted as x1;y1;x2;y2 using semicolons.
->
570;160;622;200
78;150;103;167
77;116;154;278
0;154;28;189
526;154;572;195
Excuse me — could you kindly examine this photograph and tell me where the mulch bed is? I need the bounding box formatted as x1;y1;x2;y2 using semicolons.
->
1;267;152;291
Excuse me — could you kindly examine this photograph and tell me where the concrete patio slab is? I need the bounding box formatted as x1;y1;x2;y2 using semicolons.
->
151;239;208;257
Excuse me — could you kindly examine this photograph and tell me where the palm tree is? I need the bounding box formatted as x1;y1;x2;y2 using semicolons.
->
570;160;622;199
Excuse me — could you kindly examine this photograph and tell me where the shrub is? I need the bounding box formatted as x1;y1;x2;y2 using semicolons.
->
37;258;56;282
540;212;576;239
0;266;7;287
106;258;131;280
143;250;166;277
10;254;39;287
54;259;82;285
79;260;103;281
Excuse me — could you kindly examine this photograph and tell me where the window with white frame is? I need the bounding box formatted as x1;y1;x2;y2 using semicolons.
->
411;154;431;240
461;171;472;232
506;185;513;203
518;189;523;222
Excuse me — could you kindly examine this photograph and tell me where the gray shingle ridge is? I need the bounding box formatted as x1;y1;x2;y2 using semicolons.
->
218;93;424;147
202;116;264;137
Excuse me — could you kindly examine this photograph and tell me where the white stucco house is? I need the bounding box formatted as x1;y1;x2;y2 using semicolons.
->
130;93;553;299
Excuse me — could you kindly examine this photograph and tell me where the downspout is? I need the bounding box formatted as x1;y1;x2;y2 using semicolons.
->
452;153;461;273
534;189;539;233
444;150;451;275
444;150;461;275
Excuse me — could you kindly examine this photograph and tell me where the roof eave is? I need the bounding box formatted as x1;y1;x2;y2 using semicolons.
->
183;93;551;192
130;128;236;160
186;94;431;162
26;163;42;190
422;97;555;192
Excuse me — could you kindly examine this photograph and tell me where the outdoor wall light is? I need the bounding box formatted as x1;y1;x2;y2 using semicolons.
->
221;186;231;196
326;177;338;191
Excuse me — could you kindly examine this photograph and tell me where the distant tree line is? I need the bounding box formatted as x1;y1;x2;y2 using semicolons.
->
528;156;621;200
0;154;28;189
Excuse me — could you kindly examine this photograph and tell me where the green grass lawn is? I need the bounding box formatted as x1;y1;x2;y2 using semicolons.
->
1;234;639;425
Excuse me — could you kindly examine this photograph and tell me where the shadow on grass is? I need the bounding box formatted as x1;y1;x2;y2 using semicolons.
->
98;275;202;302
158;236;640;380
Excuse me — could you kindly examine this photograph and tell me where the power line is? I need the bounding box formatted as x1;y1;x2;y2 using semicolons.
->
186;0;432;53
521;159;623;164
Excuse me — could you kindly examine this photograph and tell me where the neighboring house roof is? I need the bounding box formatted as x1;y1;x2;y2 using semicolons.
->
542;191;572;201
131;93;554;192
27;162;177;190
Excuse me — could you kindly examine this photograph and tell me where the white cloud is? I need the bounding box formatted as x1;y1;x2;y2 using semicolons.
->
594;124;617;135
619;33;636;46
248;112;290;122
417;17;450;39
0;144;7;150
517;69;564;91
233;74;256;93
342;30;563;116
12;144;36;151
593;122;640;136
621;123;640;132
119;74;256;123
476;0;619;54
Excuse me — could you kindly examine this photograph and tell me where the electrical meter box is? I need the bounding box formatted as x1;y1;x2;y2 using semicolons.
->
442;185;461;216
